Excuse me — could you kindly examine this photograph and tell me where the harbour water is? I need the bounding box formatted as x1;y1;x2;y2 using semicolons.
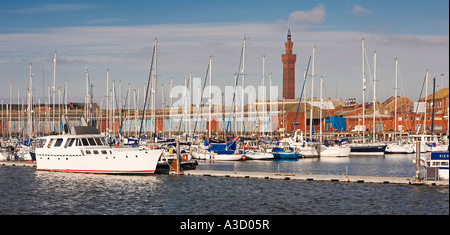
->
0;154;448;215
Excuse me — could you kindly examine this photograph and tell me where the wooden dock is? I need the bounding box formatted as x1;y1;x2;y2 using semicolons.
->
183;170;449;186
2;161;447;186
1;161;36;168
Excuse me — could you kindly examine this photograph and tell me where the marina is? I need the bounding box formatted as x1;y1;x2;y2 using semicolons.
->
2;154;448;186
1;153;448;215
0;1;449;217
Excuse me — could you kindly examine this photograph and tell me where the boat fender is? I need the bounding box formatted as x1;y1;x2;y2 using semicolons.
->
182;154;189;161
284;147;288;152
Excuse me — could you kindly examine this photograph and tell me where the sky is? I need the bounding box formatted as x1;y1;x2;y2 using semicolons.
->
0;0;448;108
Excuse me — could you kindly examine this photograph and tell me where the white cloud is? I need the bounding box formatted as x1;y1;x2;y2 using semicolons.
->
0;23;447;104
288;3;326;24
351;5;371;15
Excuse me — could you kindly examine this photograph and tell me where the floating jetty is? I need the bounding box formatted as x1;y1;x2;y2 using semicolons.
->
183;169;448;186
2;161;447;186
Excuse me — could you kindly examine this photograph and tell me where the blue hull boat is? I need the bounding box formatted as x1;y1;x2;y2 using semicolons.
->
272;147;298;159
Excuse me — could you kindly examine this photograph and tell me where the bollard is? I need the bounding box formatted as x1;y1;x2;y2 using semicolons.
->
170;139;182;175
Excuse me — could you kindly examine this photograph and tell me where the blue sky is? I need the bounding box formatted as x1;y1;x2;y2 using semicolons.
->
0;0;448;106
2;0;448;34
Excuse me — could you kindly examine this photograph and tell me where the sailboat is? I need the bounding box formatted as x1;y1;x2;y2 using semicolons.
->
349;39;386;155
279;130;318;157
316;75;350;157
279;46;319;158
385;58;415;154
190;52;244;161
319;139;351;157
191;136;243;161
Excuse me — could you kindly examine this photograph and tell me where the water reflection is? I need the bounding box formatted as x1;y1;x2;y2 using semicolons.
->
197;154;418;177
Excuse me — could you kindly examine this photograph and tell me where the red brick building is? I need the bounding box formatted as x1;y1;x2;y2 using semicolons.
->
340;88;449;135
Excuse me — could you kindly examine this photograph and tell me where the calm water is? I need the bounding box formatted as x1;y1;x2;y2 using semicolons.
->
0;154;448;215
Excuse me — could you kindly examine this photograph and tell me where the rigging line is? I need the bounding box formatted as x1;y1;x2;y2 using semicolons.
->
291;55;312;137
118;86;129;137
395;61;413;131
321;82;334;118
113;83;122;141
410;72;428;135
177;76;191;134
137;43;156;145
363;48;374;98
226;45;244;134
193;62;210;134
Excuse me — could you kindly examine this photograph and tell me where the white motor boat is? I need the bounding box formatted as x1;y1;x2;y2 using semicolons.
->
192;150;243;161
244;151;274;160
385;142;415;154
35;116;162;174
319;145;351;157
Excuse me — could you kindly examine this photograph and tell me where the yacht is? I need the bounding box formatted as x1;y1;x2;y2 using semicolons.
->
427;152;449;180
191;138;243;161
319;139;351;157
385;141;415;154
279;131;319;158
35;116;163;174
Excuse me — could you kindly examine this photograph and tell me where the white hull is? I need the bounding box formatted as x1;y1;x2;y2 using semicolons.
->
320;146;351;157
192;151;243;161
385;143;414;154
296;146;319;157
244;152;274;160
429;145;448;152
349;151;385;156
36;147;162;174
280;132;319;158
35;132;163;174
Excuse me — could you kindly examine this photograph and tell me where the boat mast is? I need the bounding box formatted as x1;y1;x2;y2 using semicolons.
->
170;76;173;137
310;46;315;139
153;39;157;141
208;56;212;140
262;55;266;134
241;36;246;137
64;81;67;115
431;76;436;134
373;52;377;142
394;58;398;140
27;63;33;138
189;72;192;137
319;75;323;143
424;70;428;134
85;69;89;121
52;51;56;134
161;83;164;138
361;39;366;143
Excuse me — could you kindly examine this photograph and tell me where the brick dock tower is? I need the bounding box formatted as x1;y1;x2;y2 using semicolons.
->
282;29;297;99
